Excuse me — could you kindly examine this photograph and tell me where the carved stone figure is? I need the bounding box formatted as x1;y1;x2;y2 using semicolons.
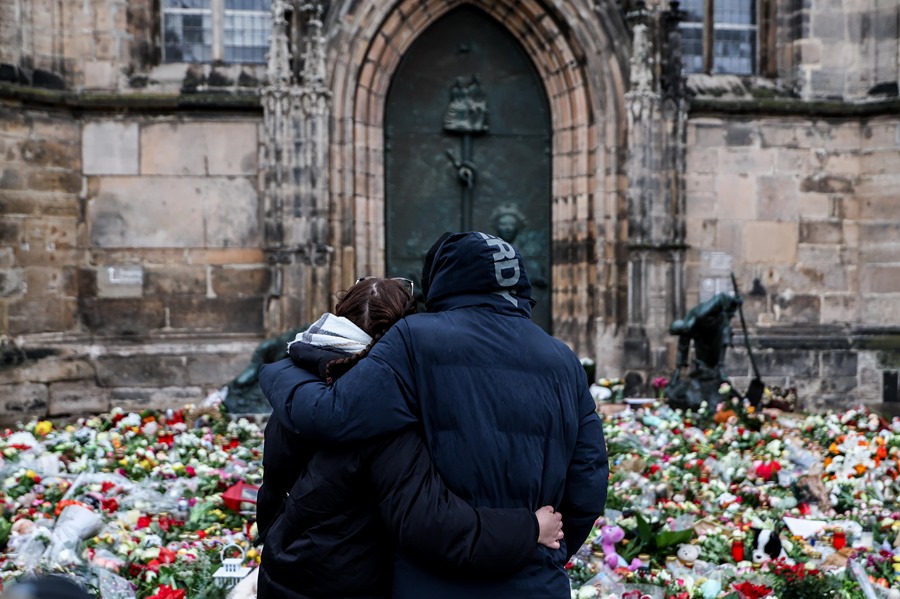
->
443;75;489;133
665;292;742;410
489;202;548;289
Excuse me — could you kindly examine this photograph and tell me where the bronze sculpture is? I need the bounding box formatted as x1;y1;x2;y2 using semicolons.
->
666;292;742;410
225;325;308;413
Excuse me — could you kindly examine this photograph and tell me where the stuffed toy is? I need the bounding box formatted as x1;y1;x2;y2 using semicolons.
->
676;543;701;565
750;527;788;563
598;524;642;570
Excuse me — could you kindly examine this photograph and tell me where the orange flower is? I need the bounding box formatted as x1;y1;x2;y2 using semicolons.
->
54;499;90;517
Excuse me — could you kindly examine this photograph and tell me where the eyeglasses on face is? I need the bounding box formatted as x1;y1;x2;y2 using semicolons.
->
355;276;415;296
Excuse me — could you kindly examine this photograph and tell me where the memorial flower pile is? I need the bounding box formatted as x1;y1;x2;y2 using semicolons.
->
0;399;262;598
3;387;900;599
570;396;900;599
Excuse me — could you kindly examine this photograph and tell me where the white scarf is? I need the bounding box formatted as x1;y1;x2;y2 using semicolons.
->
286;313;372;354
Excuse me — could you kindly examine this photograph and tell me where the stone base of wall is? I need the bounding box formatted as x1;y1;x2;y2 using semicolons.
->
723;325;900;411
0;337;261;426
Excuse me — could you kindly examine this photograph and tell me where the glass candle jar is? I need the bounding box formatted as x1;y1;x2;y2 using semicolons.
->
832;527;846;550
731;530;745;562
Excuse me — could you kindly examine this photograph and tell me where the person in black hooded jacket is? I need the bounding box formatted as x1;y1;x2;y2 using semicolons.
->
256;276;565;599
260;232;608;599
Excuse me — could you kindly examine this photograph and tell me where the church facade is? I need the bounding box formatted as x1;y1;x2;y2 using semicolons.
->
1;0;899;421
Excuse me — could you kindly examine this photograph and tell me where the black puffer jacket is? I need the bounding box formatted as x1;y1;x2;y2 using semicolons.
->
260;231;608;598
257;345;540;599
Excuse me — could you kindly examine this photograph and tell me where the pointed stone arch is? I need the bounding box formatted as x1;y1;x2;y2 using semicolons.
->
324;0;630;357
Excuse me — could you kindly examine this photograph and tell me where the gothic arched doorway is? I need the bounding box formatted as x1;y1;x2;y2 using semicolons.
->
384;5;552;331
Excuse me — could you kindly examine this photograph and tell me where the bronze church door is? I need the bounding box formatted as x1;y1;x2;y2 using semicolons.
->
384;5;552;331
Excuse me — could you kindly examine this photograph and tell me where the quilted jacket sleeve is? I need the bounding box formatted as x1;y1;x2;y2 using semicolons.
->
367;429;539;576
258;326;419;441
559;380;609;559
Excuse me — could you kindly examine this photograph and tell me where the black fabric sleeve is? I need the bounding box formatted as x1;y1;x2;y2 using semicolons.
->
256;416;315;542
288;343;347;379
559;383;609;559
366;429;539;576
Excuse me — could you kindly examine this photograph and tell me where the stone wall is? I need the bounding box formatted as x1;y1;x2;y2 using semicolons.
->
0;104;268;424
2;0;900;421
683;109;900;406
777;0;900;100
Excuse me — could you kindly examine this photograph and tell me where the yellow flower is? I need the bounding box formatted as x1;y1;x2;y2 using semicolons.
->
24;470;37;479
34;421;53;436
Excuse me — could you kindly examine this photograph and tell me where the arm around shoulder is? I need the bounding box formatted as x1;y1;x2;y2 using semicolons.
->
259;355;417;441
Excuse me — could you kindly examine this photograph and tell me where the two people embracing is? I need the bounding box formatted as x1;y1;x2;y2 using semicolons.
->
256;231;609;599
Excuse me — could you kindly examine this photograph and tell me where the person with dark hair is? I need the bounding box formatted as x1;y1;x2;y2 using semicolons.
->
257;276;565;599
260;232;608;599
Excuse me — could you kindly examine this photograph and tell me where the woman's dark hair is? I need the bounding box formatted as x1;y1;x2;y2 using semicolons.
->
324;278;416;383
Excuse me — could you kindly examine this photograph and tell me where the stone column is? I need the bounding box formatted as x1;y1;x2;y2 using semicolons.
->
623;1;688;376
261;0;333;335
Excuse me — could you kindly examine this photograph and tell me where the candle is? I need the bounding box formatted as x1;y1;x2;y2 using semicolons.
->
731;530;745;562
832;527;846;550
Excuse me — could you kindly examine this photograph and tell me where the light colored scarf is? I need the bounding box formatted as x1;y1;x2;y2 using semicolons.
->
286;312;372;354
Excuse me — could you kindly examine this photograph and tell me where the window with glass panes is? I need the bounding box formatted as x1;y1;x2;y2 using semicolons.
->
679;0;758;75
163;0;213;63
163;0;271;64
224;0;271;63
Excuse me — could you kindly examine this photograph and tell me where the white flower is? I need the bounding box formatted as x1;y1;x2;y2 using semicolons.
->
121;413;141;428
576;586;599;599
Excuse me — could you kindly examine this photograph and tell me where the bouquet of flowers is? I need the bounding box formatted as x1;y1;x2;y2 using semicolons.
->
0;400;263;597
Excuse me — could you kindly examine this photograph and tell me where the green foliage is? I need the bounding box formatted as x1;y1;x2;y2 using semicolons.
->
0;516;11;548
619;513;694;562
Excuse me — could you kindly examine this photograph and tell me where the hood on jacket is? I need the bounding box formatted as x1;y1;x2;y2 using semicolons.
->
421;231;533;317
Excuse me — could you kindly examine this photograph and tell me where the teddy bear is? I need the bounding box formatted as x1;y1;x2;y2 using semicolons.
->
676;543;701;566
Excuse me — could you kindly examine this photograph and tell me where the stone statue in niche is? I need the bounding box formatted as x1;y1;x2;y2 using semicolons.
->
665;292;743;410
443;75;489;134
